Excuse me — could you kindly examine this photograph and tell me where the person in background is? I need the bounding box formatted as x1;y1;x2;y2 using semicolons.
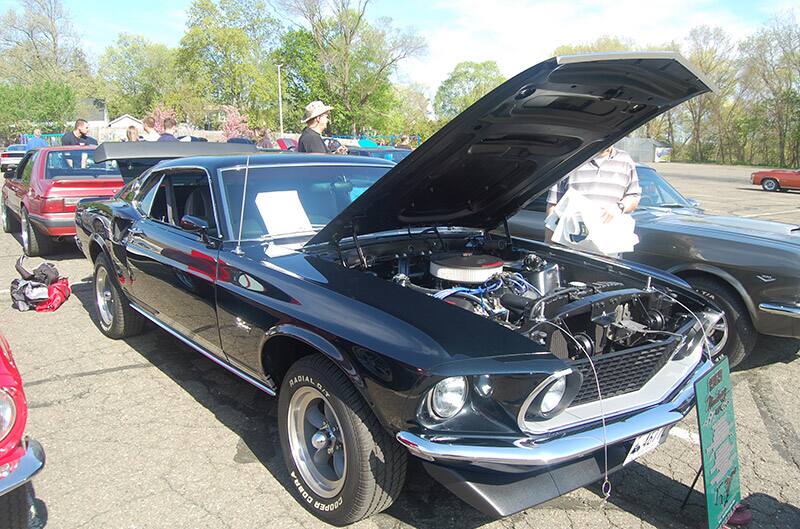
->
26;129;48;150
125;126;140;142
256;128;274;149
297;100;346;154
544;145;640;244
61;119;96;146
395;135;413;149
157;118;179;142
142;117;160;141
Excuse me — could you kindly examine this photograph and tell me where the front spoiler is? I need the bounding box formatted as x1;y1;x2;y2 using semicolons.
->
397;358;712;468
0;438;45;496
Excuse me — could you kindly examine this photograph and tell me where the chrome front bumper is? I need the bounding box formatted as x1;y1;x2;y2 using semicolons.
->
0;438;45;496
397;358;713;468
759;302;800;319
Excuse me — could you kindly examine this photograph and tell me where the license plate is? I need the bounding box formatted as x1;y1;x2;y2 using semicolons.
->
623;427;667;466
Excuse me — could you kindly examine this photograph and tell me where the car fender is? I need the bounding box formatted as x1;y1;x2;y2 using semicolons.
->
666;262;756;320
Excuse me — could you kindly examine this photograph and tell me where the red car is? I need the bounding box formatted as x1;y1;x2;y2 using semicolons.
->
1;146;123;256
750;168;800;192
0;334;45;529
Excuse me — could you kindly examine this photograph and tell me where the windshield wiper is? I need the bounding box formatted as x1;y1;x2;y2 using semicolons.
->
654;203;689;208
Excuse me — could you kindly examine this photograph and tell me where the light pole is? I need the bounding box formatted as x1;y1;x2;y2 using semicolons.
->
277;64;284;136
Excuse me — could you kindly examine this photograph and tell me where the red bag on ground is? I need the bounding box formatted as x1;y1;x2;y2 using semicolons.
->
35;278;71;312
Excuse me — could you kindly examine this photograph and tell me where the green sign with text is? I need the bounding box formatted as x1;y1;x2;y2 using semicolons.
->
694;357;741;529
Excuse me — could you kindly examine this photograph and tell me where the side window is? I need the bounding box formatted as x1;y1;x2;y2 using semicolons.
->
138;170;217;237
14;153;33;182
20;153;36;184
136;174;167;220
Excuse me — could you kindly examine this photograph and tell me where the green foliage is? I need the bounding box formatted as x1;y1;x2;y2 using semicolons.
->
97;34;177;119
0;81;75;141
433;61;505;121
553;36;635;55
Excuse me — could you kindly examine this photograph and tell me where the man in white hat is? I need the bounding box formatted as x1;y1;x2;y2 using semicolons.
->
297;100;344;154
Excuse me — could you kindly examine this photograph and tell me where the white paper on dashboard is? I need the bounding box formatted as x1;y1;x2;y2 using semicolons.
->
255;190;313;236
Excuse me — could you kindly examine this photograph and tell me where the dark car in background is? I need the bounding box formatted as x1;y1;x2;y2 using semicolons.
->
1;146;124;256
509;164;800;366
74;53;720;525
347;147;412;163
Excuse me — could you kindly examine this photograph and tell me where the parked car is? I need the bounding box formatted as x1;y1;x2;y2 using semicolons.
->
1;144;26;172
276;137;297;151
1;146;125;256
0;333;46;529
75;53;719;524
509;164;800;367
751;167;800;192
348;147;412;163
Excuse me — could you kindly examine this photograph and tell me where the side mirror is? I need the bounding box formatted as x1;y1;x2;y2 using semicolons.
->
180;214;210;232
4;169;15;179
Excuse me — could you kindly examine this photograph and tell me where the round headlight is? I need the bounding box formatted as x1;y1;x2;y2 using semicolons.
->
0;388;16;442
429;377;467;419
539;377;566;414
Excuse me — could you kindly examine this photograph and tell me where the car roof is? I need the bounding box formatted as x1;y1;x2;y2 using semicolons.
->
155;153;397;173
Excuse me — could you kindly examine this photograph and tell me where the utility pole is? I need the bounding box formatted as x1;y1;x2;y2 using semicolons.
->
277;64;284;136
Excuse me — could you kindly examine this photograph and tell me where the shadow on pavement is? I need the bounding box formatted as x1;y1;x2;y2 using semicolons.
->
737;336;800;371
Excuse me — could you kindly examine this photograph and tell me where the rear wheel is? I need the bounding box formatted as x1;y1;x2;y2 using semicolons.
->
20;208;52;257
0;484;32;529
1;195;19;233
93;253;144;339
761;178;779;192
688;276;755;368
278;354;406;525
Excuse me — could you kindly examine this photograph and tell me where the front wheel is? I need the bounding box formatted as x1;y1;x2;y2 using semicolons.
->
761;178;779;192
278;354;406;525
688;276;756;368
93;253;144;339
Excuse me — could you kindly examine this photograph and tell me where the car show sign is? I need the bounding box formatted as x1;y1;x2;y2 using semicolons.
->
694;357;741;529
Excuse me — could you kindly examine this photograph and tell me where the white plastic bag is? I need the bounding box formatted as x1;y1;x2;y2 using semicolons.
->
545;188;639;256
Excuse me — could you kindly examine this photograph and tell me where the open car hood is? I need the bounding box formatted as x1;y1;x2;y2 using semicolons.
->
94;142;260;182
308;52;712;246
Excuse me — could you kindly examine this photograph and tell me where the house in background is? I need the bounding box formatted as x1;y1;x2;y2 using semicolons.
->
107;115;144;140
615;137;671;163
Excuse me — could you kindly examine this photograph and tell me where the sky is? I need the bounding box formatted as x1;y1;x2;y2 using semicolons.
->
1;0;795;93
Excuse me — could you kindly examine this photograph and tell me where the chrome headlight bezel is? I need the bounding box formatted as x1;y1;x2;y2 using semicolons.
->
0;388;17;443
426;376;468;420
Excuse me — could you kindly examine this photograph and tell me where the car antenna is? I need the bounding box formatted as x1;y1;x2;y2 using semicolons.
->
233;156;251;256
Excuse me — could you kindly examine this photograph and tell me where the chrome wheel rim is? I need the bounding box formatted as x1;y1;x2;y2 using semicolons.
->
764;180;777;191
287;386;347;498
95;266;114;328
20;211;29;251
706;313;728;357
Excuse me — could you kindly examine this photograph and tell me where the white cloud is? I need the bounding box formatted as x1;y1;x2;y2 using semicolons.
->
396;0;771;94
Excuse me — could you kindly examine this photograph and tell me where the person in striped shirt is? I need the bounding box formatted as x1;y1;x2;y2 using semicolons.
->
545;146;641;243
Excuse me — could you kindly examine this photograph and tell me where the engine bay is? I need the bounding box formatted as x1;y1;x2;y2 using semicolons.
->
324;232;705;361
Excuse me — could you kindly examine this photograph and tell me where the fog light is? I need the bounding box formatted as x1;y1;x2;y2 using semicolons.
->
429;377;467;419
540;377;567;414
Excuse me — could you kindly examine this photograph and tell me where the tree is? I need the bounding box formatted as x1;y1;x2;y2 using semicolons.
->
433;61;505;121
279;0;426;134
221;105;255;139
0;0;88;85
0;81;75;141
97;34;178;119
553;35;635;55
176;0;282;126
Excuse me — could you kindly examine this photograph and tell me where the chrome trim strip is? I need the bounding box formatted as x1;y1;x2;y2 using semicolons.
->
129;303;276;396
397;358;713;467
0;437;45;496
759;302;800;319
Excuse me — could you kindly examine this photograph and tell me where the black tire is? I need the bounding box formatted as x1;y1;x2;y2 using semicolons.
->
20;208;52;257
761;178;779;192
278;354;406;525
92;253;144;339
1;195;19;233
688;276;756;368
0;484;32;529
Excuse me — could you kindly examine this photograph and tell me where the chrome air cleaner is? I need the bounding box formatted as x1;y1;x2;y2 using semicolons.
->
430;254;504;284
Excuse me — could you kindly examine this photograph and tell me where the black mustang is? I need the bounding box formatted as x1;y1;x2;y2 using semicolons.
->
76;53;719;525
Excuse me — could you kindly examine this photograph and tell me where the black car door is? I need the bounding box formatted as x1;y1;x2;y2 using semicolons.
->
124;168;224;358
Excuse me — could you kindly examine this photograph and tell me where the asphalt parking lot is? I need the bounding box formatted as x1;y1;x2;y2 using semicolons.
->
1;162;799;529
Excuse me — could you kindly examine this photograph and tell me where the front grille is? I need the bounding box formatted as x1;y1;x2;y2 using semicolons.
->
568;340;676;406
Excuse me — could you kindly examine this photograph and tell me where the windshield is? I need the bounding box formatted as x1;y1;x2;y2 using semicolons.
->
46;150;121;179
219;164;390;240
637;166;691;208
